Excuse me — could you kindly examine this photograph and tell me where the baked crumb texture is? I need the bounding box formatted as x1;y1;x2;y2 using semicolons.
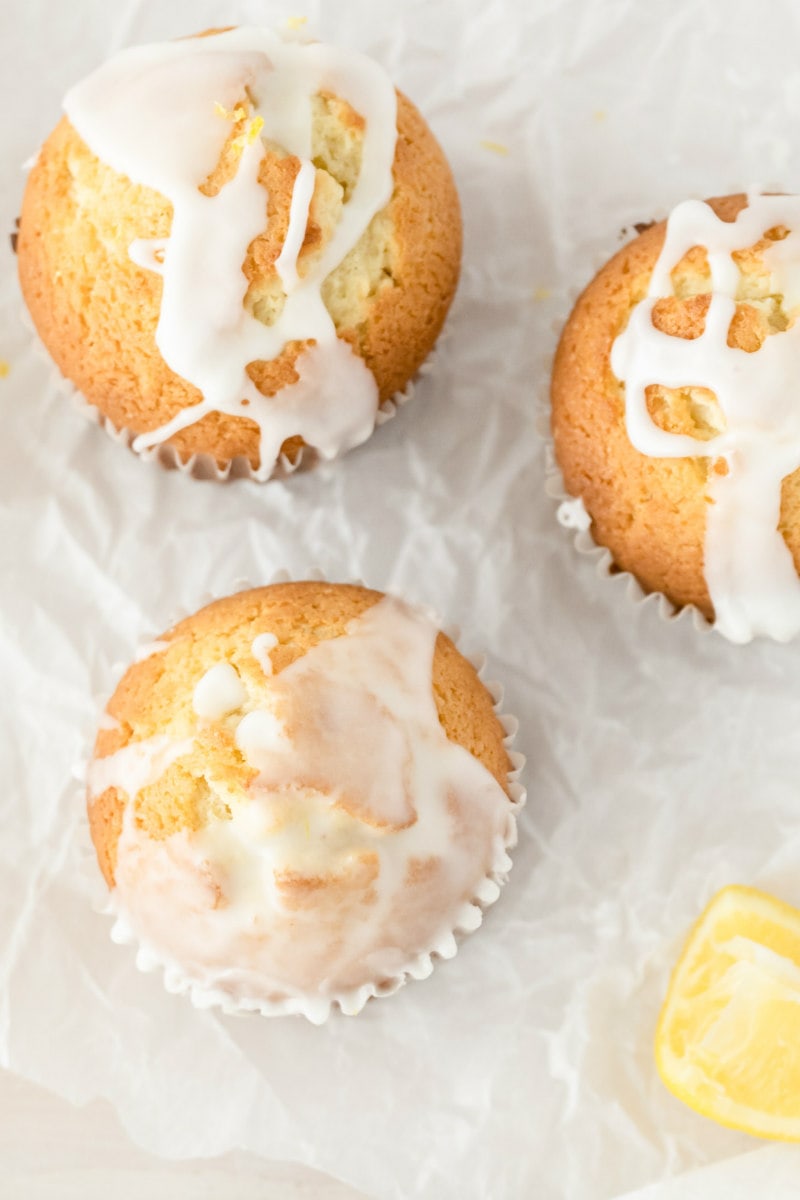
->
551;193;800;619
89;582;510;889
18;87;461;469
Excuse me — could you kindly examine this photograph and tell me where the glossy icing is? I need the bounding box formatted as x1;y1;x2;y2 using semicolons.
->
89;597;516;1015
611;193;800;642
192;662;246;720
64;28;398;478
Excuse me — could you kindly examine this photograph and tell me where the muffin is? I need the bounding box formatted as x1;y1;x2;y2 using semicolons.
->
18;27;462;479
87;582;521;1021
551;191;800;643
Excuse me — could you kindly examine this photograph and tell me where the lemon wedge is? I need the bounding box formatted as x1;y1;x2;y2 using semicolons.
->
656;884;800;1140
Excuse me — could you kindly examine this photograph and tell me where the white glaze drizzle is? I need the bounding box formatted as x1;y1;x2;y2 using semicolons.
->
92;598;514;1005
611;191;800;643
63;28;398;479
128;238;167;273
252;631;278;675
557;496;591;532
88;735;194;799
235;707;287;761
274;157;316;293
192;662;246;720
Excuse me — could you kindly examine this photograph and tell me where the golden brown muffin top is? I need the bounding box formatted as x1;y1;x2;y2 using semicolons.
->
18;32;462;471
551;193;800;619
89;582;512;888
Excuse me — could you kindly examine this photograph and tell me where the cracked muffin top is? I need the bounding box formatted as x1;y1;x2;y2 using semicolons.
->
551;191;800;643
87;582;518;1020
18;28;462;479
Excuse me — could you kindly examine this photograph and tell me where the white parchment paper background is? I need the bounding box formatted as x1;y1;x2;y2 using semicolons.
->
3;1;800;1196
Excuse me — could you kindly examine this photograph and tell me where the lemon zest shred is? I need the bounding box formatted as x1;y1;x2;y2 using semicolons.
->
214;102;248;124
479;139;509;157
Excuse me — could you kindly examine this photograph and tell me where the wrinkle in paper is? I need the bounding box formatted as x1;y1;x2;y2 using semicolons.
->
4;2;800;1198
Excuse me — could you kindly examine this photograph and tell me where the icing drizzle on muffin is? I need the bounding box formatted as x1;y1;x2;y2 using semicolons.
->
88;596;515;1018
64;28;398;479
611;192;800;643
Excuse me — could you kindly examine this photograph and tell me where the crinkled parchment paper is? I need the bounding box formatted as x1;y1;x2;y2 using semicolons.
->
4;1;800;1197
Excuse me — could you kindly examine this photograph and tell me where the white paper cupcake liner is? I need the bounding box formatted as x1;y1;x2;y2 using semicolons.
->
20;302;439;482
78;569;526;1025
538;237;715;639
72;361;433;482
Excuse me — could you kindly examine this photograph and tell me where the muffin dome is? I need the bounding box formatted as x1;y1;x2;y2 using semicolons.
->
87;583;518;1020
18;28;462;478
551;192;800;643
